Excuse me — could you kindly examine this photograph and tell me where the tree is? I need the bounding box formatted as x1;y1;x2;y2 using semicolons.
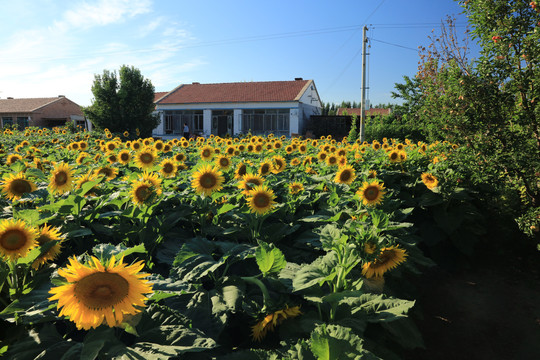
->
84;65;159;137
396;0;540;239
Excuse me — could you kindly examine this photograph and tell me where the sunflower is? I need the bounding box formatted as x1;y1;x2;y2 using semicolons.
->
238;173;265;195
159;159;177;178
130;180;160;205
48;256;153;330
0;219;38;261
118;150;131;165
76;152;90;165
215;155;232;170
139;171;162;191
49;162;74;195
327;154;340;166
246;185;276;215
271;156;286;174
356;181;386;206
106;153;118;164
288;182;304;195
94;166;118;181
32;224;64;269
123;131;130;137
251;305;301;342
131;141;142;151
274;141;283;150
6;154;23;165
105;141;117;152
75;172;99;195
317;151;328;163
334;165;356;185
258;161;273;176
362;246;407;278
421;173;439;189
134;148;157;169
191;165;224;196
200;145;214;161
388;149;401;163
234;162;248;180
1;172;37;200
153;140;165;152
174;153;187;163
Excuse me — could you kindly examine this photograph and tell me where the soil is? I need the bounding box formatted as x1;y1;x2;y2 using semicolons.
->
403;240;540;360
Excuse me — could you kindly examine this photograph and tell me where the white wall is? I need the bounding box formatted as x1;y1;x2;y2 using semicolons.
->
233;109;242;136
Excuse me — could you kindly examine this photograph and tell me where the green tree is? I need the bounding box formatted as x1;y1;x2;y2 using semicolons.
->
403;1;540;238
84;65;158;137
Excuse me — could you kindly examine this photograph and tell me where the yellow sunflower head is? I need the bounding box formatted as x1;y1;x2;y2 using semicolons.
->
362;246;407;278
288;182;304;195
48;256;153;330
130;180;160;205
139;171;162;190
94;166;118;181
234;162;248;180
215;155;231;170
1;172;37;200
32;224;64;269
356;180;386;206
258;161;273;176
334;165;356;185
6;154;23;165
191;164;224;196
174;153;187;163
238;173;265;195
271;156;286;174
200;145;214;161
118;150;132;165
159;159;177;178
134;148;157;169
421;173;439;189
246;185;276;215
0;218;38;261
49;162;74;195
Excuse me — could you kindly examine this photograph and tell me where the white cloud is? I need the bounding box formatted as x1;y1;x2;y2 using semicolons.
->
59;0;152;30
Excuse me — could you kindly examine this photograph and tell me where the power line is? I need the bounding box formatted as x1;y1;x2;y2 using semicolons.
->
370;38;418;52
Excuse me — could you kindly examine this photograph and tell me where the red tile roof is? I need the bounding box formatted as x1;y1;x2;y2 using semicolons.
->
154;92;169;103
0;97;64;113
337;108;392;116
158;80;312;104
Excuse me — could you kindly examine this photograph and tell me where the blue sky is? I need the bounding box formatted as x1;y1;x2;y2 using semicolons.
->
0;0;478;107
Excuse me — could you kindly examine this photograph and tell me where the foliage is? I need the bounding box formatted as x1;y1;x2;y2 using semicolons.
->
84;65;159;138
392;2;540;243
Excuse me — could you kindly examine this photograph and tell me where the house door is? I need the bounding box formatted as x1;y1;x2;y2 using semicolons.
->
211;111;233;137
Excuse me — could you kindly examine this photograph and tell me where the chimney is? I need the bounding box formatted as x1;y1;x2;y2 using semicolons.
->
192;82;200;85
294;77;303;81
58;95;65;97
7;97;14;99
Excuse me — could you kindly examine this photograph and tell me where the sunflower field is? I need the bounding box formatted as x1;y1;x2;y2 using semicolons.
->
0;125;484;359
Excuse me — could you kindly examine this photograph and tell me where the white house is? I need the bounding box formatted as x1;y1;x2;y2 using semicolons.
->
153;78;322;138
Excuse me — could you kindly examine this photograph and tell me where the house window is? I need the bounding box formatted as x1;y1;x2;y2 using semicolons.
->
241;109;289;136
2;117;13;128
17;117;29;130
163;110;203;135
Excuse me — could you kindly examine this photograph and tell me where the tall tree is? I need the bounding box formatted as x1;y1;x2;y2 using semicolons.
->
84;65;158;137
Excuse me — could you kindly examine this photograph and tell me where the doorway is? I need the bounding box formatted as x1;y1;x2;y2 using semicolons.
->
211;110;233;137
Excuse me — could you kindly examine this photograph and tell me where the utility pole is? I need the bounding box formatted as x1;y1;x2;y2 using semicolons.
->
359;25;368;142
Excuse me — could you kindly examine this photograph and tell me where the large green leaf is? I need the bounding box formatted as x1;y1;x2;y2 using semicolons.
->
292;252;338;293
255;241;286;276
310;324;380;360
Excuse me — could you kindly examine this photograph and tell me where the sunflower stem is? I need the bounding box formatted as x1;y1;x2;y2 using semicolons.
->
242;276;271;312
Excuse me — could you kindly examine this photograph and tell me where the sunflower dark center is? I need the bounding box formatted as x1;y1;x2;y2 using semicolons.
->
340;170;351;182
364;186;379;200
98;168;112;177
140;153;153;164
200;173;217;188
0;230;28;250
120;154;130;161
11;179;32;195
163;163;174;173
202;150;211;158
254;193;270;208
55;171;68;185
220;158;229;167
261;164;270;174
135;185;151;201
75;272;129;309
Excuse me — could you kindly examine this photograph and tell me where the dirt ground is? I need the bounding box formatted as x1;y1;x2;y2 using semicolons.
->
403;244;540;360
